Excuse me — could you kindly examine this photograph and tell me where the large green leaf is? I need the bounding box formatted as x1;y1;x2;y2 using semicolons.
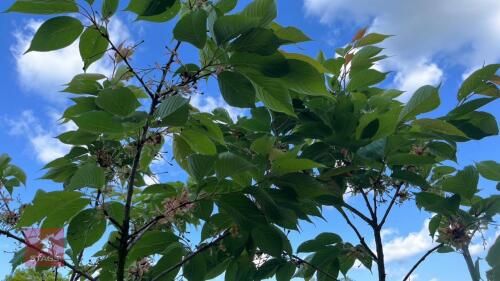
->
442;166;478;200
27;16;83;52
67;209;106;253
272;24;311;44
154;95;190;126
183;252;207;281
386;153;436;166
347;69;386;91
399;85;440;121
230;28;281;55
187;154;215;182
213;15;259;44
476;161;500;181
128;231;178;261
240;0;277;26
231;52;289;77
7;0;79;14
79;27;109;71
215;0;237;13
217;71;256;108
458;64;500;101
73;111;125;134
415;192;460;215
297;233;342;253
17;190;90;228
96;87;140;117
356;33;391;47
215;152;253;179
412;118;467;137
63;73;105;95
57;130;97;145
271;158;324;175
126;0;180;22
102;0;118;18
448;111;499;140
281;59;328;96
173;9;208;49
487;236;500;267
180;130;217;155
251;225;284;256
67;163;105;190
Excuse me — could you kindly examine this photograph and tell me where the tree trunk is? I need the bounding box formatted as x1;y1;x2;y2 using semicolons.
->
462;246;480;281
374;229;386;281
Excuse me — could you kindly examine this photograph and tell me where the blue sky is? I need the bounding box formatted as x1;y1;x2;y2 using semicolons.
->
0;0;499;280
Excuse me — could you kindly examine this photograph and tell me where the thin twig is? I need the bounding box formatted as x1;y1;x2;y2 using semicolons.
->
378;184;402;229
402;244;443;281
337;208;378;261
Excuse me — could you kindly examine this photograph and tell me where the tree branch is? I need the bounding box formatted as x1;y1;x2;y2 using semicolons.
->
378;184;402;230
0;230;95;281
341;202;375;227
402;244;443;281
151;231;230;281
337;208;378;261
290;254;340;281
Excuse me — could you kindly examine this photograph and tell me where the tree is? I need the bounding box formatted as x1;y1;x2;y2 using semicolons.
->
5;268;69;281
1;0;499;281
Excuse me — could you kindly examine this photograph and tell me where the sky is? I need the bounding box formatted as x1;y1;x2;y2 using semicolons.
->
0;0;499;280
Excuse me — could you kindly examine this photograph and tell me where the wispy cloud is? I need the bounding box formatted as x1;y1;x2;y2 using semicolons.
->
11;18;130;103
303;0;500;96
4;110;74;163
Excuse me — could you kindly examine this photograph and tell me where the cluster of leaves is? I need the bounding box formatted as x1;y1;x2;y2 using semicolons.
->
1;0;499;281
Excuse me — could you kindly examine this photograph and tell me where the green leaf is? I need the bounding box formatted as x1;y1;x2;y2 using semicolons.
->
442;166;478;200
391;169;431;190
218;71;256;108
448;111;499;140
241;0;277;26
63;73;105;95
79;27;109;71
271;158;324;176
399;85;440;122
73;111;125;134
57;130;98;145
17;190;90;228
251;225;284;256
387;153;436;166
67;163;105;190
487;236;500;267
154;95;190;126
180;130;217;155
231;28;281;55
347;69;386;91
217;193;266;227
102;0;118;18
128;231;178;261
215;152;253;179
415;192;460;215
67;209;106;253
477;160;500;181
173;9;208;49
273;25;311;44
96;87;140;117
428;215;442;238
276;263;296;281
281;59;328;96
458;64;500;101
183;252;207;281
298;233;342;253
7;0;79;14
126;0;180;22
250;135;275;155
213;15;259;44
215;0;237;13
140;0;177;16
187;154;215;182
242;70;295;117
27;16;83;52
413;118;467;137
447;97;495;117
356;33;391;47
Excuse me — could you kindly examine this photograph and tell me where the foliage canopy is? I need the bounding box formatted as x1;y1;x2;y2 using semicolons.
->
1;0;500;281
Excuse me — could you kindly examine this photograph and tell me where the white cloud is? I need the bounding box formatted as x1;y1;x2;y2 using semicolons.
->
4;110;73;163
303;0;500;94
190;93;245;121
394;61;443;101
11;18;130;103
382;220;436;263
